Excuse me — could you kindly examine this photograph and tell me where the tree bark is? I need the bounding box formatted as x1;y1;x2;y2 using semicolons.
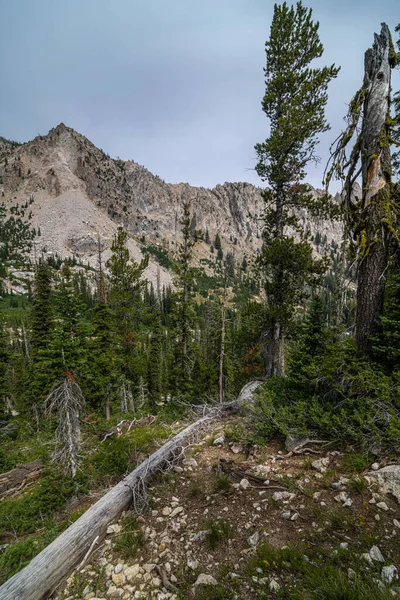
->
264;186;285;377
355;23;393;352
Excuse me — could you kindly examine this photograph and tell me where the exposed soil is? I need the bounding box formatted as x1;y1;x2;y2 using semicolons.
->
54;416;400;600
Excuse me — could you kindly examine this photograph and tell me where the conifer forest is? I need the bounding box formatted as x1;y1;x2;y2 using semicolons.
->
0;3;400;599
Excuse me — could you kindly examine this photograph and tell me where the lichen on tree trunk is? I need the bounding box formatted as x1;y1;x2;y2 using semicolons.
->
326;23;397;353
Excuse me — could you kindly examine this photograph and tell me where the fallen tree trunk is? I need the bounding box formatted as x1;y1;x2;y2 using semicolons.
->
0;385;262;600
0;459;43;498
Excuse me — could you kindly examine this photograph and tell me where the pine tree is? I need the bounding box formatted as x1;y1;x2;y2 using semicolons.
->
255;1;339;376
85;241;118;419
147;309;163;408
173;201;196;398
49;263;87;377
106;227;148;391
30;261;53;354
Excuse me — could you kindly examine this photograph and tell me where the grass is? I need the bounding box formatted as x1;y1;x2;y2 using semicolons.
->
0;470;86;536
341;453;374;473
303;456;313;470
204;519;233;550
348;476;368;495
290;565;394;600
326;507;357;532
246;543;305;576
91;424;168;479
213;473;231;492
114;514;146;559
189;482;204;497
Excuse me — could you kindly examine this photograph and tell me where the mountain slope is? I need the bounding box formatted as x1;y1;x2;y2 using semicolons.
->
0;123;342;285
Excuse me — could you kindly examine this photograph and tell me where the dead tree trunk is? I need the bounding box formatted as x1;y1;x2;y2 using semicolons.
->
325;23;397;353
355;24;394;352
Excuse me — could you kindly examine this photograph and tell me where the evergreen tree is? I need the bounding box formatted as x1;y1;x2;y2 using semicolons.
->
85;243;119;419
30;261;53;354
147;309;163;408
106;227;148;389
173;202;196;398
49;263;87;377
372;264;400;370
255;1;339;376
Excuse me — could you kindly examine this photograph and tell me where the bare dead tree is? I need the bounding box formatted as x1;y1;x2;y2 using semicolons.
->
44;375;86;478
325;23;399;352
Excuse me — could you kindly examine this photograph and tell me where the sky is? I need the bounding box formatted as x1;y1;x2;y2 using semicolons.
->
0;0;399;191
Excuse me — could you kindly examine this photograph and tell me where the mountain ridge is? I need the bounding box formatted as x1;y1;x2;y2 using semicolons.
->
0;123;342;287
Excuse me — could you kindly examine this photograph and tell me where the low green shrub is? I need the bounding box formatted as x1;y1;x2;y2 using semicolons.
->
204;519;232;549
250;339;400;453
0;469;86;536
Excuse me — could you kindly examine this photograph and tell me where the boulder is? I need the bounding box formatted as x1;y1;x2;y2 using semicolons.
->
368;465;400;503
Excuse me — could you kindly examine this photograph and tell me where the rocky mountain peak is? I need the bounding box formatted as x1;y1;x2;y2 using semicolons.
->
0;124;343;287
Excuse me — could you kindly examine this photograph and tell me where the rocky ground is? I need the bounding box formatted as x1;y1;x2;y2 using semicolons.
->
54;417;400;600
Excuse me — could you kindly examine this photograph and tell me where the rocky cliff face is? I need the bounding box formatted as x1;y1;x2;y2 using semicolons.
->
0;123;343;285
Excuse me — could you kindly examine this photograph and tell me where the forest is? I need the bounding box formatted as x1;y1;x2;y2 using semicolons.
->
0;3;400;600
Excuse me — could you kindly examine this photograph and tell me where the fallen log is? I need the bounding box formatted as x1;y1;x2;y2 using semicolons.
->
0;385;260;600
0;459;43;498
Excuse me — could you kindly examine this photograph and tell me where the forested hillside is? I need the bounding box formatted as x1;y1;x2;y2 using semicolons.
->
0;4;399;600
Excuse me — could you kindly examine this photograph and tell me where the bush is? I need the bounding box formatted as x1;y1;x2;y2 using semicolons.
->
249;339;400;453
0;469;85;535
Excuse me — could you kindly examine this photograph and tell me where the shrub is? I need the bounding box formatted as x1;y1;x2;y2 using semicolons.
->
204;519;232;549
249;339;400;453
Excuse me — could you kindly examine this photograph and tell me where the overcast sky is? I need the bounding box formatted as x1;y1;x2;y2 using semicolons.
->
0;0;398;190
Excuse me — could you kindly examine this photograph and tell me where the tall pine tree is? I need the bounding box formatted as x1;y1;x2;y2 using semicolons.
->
255;1;339;376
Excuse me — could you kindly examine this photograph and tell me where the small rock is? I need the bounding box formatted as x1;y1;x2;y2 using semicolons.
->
272;491;291;501
194;573;218;586
311;458;329;473
111;572;125;586
269;578;281;592
162;507;172;516
248;532;259;546
376;501;389;511
371;462;380;471
114;564;123;574
213;436;225;446
281;512;291;520
151;577;161;587
361;553;374;567
381;565;397;584
290;513;299;521
187;559;199;570
343;498;353;507
340;542;349;550
369;545;385;562
348;568;356;581
143;564;157;574
230;443;242;454
183;458;198;467
124;564;141;582
394;519;400;529
107;524;121;535
239;478;250;490
170;506;184;518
